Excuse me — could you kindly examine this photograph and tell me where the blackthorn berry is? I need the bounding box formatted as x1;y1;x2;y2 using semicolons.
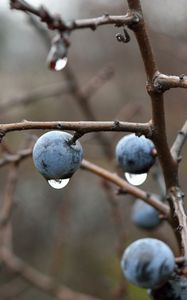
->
121;238;175;289
32;131;83;180
132;198;161;230
115;134;156;174
149;274;187;300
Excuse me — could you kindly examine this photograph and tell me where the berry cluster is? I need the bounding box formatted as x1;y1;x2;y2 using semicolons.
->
32;131;176;297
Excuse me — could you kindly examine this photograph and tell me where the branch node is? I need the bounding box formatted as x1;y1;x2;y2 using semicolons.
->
112;120;120;129
146;192;151;199
127;11;142;30
179;74;185;80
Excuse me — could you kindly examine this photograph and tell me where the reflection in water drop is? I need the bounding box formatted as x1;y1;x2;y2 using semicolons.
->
48;178;70;189
54;57;68;71
125;172;147;186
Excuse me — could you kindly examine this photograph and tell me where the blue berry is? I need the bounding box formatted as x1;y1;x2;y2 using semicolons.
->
121;238;175;289
132;197;161;230
149;275;187;300
32;131;83;180
115;134;156;174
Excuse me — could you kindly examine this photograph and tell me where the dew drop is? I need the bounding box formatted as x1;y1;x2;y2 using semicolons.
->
48;178;70;189
54;57;68;71
124;172;147;186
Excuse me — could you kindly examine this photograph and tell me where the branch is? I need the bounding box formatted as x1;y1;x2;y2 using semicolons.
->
126;0;187;256
168;187;187;257
0;247;102;300
171;120;187;162
0;83;71;117
0;148;32;168
28;16;115;158
0;164;18;227
81;159;169;216
0;146;169;216
127;0;177;189
154;73;187;92
0;66;113;118
0;120;152;137
10;0;139;32
0;277;29;299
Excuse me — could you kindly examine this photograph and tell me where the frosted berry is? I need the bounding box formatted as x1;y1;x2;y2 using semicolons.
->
121;238;175;289
115;134;156;174
32;131;83;180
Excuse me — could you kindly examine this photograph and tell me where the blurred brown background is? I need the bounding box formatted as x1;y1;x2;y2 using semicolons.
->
0;1;187;299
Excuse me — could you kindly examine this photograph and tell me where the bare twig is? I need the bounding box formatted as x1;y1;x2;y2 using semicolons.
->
0;246;102;300
0;146;169;217
82;65;114;99
171;120;187;162
81;159;169;216
0;120;152;137
0;66;114;118
154;73;187;92
0;83;71;117
0;277;29;299
10;0;139;32
0;163;19;253
0;149;32;168
0;165;18;227
27;16;115;158
168;187;187;257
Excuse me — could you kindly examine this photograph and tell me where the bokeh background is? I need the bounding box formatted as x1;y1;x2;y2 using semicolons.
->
0;1;187;299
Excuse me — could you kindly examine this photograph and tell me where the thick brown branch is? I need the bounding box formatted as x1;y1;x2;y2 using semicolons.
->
10;0;139;32
151;95;178;188
81;159;169;216
127;0;186;255
127;0;157;80
0;247;101;300
154;73;187;92
127;0;177;188
0;120;152;136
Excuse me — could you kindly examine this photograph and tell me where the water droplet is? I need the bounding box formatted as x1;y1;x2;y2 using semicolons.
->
48;178;70;189
124;172;147;186
54;57;68;71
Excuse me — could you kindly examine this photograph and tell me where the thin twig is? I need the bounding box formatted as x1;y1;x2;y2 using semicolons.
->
0;164;18;227
0;277;29;299
0;147;169;217
0;149;32;168
0;120;152;136
10;0;139;32
171;120;187;162
154;73;187;92
0;83;72;117
81;159;169;216
0;246;102;300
